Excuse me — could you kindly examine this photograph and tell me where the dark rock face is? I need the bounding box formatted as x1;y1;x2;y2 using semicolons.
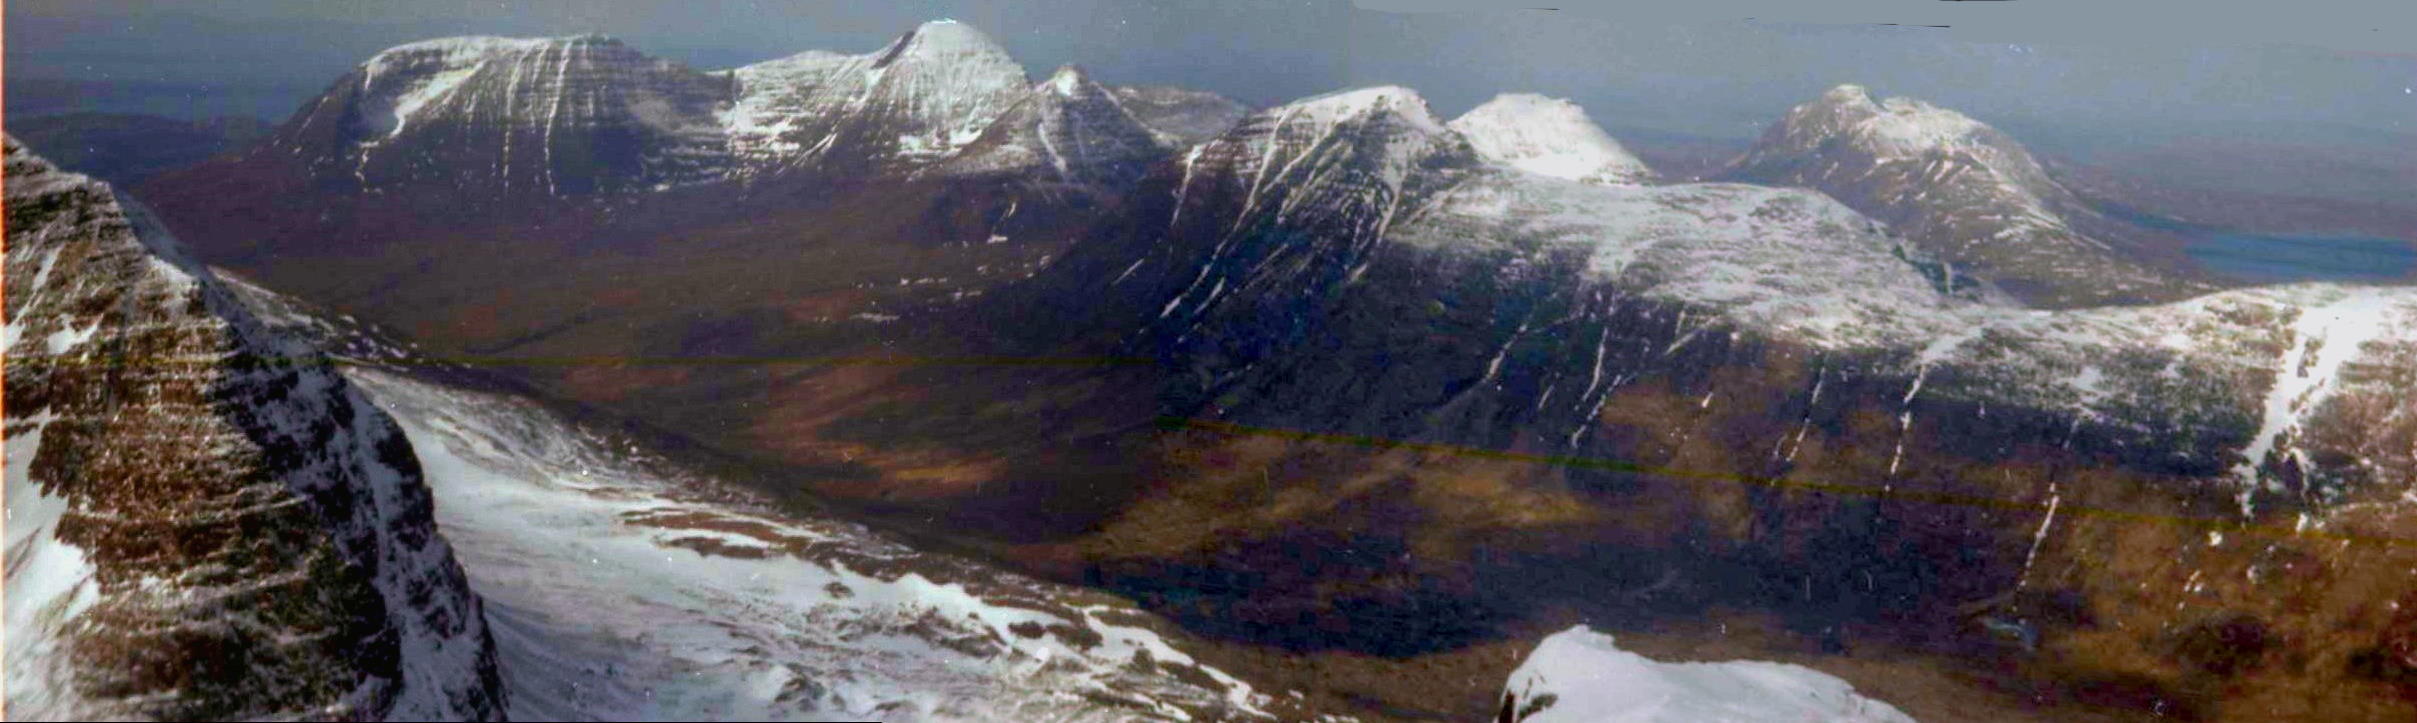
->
275;35;734;195
2;136;505;721
1723;84;2211;307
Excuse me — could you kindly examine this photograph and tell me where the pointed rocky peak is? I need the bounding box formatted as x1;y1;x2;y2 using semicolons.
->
1448;93;1654;184
939;63;1168;185
877;18;1019;69
4;136;505;720
721;19;1029;167
1168;84;1474;242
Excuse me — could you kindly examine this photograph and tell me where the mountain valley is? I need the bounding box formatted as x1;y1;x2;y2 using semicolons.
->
14;14;2417;722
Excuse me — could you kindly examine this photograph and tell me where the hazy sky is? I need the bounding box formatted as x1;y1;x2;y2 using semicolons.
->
10;0;2416;155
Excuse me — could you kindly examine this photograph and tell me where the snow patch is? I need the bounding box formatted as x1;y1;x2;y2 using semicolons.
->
2234;286;2399;489
1501;626;1914;723
4;412;103;721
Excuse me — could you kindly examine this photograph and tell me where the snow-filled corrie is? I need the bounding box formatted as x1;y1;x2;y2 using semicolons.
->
1498;626;1914;723
345;368;1272;721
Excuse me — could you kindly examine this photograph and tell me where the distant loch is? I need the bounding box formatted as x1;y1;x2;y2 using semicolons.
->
2106;204;2417;283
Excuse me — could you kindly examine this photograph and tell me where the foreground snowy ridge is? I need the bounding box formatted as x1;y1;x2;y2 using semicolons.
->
333;368;1273;722
1497;626;1914;723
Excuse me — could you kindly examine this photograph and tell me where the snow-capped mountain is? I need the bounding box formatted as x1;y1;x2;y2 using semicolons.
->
260;19;1201;194
941;65;1172;186
1496;627;1911;723
1038;79;2417;523
1723;84;2210;308
721;19;1033;174
211;270;1277;722
1450;93;1655;185
277;34;733;194
2;137;505;720
1108;85;1250;147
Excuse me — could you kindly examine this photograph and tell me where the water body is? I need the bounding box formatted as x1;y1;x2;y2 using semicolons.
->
2103;204;2417;283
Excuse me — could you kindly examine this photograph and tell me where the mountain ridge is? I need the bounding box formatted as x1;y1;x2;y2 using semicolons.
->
3;136;507;721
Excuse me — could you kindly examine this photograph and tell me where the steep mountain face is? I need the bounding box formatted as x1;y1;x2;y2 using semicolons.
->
941;65;1171;186
251;19;1170;195
3;137;505;720
1495;626;1911;723
1723;84;2210;307
276;35;734;194
1449;93;1655;185
722;19;1032;175
1108;85;1250;147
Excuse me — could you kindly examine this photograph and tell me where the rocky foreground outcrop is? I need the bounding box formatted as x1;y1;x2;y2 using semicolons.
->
3;136;505;720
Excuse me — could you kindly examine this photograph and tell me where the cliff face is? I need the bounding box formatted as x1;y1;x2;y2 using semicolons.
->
3;136;505;721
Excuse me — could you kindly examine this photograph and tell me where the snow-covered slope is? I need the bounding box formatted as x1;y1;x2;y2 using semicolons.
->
1450;93;1654;184
941;65;1170;185
1397;164;2417;504
1723;84;2207;307
1497;626;1913;723
333;369;1271;721
2;136;505;720
1393;174;1971;350
722;19;1033;173
277;34;733;193
208;265;1274;721
1172;85;1470;244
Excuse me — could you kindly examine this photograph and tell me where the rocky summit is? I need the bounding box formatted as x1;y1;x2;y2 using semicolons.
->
3;136;506;721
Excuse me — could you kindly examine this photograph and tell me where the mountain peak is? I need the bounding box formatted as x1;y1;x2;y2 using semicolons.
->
1776;83;1989;160
1723;85;2209;307
1448;93;1653;184
1045;64;1091;96
877;18;1016;69
1820;82;1877;106
1277;85;1444;133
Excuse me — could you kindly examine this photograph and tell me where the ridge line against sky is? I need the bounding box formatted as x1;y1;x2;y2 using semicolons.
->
7;0;2415;155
